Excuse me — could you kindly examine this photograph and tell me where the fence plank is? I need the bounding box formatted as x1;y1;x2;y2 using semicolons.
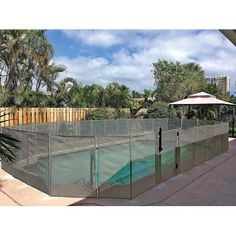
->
32;108;35;124
0;107;131;127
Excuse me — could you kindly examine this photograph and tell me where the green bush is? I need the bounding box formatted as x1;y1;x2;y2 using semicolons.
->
84;108;130;120
115;110;130;119
144;101;176;118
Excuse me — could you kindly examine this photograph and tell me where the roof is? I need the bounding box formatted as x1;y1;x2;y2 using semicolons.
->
169;92;235;106
220;30;236;47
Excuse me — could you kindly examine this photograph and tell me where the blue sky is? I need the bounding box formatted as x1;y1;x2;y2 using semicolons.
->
46;30;236;94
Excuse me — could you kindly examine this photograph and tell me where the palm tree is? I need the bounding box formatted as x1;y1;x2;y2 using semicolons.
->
203;84;223;98
104;82;131;109
31;30;54;93
0;30;27;91
82;84;104;107
0;111;20;163
42;63;66;94
0;30;65;107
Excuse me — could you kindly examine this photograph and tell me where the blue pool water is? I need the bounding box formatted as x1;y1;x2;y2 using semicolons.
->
27;140;179;186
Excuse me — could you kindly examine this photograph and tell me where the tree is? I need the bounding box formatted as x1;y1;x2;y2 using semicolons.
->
0;30;64;107
152;60;205;103
82;84;105;107
42;63;66;94
54;78;74;107
0;30;28;92
131;90;142;98
203;84;222;97
62;77;85;107
104;82;132;109
143;89;154;107
129;100;143;118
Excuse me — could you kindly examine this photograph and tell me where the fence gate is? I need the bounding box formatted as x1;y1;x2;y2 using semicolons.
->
159;128;178;181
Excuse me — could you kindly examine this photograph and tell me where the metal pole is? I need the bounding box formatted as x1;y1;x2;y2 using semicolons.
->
175;130;180;176
104;119;107;136
116;119;118;136
155;131;158;185
158;128;163;152
232;108;235;137
90;120;93;136
129;135;133;200
193;127;196;167
139;119;144;134
56;121;58;135
129;120;132;135
90;148;95;190
26;132;29;184
152;118;154;132
156;129;162;184
203;125;206;161
95;136;99;199
48;132;52;195
75;120;78;136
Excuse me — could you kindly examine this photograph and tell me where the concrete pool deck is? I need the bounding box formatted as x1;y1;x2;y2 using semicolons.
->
1;137;236;206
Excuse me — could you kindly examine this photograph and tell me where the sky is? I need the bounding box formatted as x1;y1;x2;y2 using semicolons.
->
46;30;236;95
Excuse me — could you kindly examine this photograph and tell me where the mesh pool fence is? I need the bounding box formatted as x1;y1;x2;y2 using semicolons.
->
1;118;229;199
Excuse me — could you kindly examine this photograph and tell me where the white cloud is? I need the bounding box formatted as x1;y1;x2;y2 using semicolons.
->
55;55;153;91
56;30;236;93
64;30;123;47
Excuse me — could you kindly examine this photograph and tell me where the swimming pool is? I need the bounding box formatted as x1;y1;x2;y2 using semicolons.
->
27;138;180;191
28;140;157;185
2;119;229;199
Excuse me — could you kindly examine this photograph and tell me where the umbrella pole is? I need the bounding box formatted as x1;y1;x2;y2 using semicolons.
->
232;107;235;137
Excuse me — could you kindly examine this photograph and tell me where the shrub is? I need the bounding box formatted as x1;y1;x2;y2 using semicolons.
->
84;108;130;120
144;101;176;118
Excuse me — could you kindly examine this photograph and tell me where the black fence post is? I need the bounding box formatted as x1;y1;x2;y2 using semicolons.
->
129;135;132;200
90;149;95;190
155;128;163;184
175;131;180;175
155;131;160;185
158;128;163;152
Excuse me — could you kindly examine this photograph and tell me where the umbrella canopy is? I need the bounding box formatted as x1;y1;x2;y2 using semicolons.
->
169;92;235;106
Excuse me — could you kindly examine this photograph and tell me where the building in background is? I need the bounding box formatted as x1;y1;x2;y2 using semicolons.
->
206;76;230;95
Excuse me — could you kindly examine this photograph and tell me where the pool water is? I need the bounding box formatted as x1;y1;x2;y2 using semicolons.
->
28;139;181;187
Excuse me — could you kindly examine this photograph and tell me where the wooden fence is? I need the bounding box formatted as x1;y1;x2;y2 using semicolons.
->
0;107;130;127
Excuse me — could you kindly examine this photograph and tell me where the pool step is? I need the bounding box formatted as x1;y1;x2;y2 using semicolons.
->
32;161;48;177
108;156;155;186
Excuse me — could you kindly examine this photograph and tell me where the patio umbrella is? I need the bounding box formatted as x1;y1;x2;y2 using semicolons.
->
169;92;235;135
169;92;235;106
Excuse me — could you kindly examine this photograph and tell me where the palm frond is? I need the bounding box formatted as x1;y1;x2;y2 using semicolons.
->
0;113;20;163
